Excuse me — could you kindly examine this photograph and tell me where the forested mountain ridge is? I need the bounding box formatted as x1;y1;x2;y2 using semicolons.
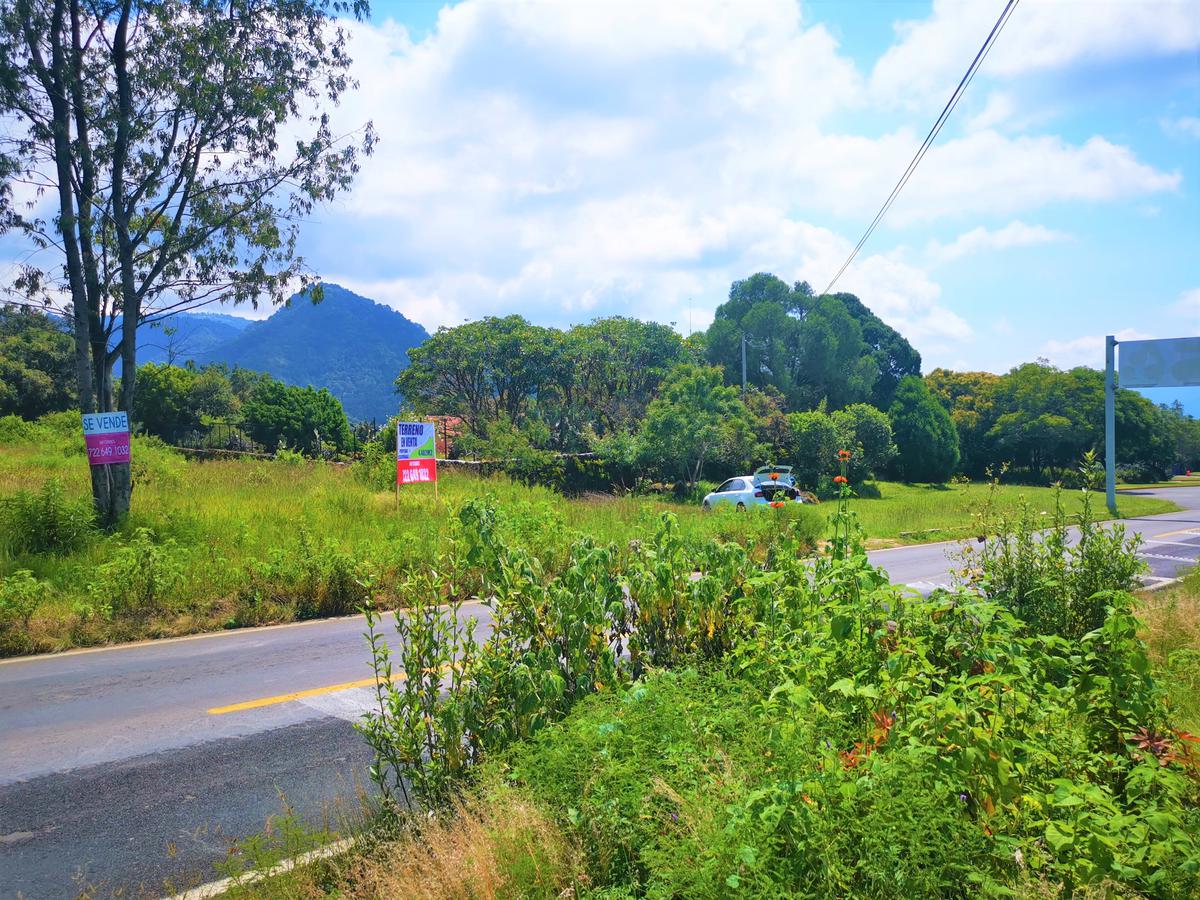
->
196;284;429;422
103;285;428;421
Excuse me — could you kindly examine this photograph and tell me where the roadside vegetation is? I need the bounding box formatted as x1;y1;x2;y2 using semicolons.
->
216;466;1200;899
0;415;1176;658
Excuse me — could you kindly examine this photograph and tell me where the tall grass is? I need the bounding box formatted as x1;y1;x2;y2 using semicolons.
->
0;427;822;655
0;417;1179;656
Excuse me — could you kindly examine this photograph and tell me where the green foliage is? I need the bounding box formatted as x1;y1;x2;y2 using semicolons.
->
86;528;187;620
785;409;840;491
234;532;370;625
0;569;50;652
0;569;47;627
957;454;1147;639
0;307;75;419
0;478;95;555
704;274;920;410
351;462;1199;899
243;378;352;455
636;363;755;485
889;375;961;483
132;362;239;438
831;402;896;482
398;314;688;452
930;363;1193;480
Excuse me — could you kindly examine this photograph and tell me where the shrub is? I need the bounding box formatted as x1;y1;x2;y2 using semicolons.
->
957;454;1145;639
88;528;187;620
0;478;95;555
832;402;896;482
784;409;839;490
0;414;43;444
0;569;47;629
235;532;370;623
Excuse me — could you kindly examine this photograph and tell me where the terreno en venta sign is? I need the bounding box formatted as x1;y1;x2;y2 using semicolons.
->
396;421;438;488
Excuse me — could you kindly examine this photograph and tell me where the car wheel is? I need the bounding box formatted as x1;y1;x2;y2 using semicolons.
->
702;501;711;511
736;502;746;511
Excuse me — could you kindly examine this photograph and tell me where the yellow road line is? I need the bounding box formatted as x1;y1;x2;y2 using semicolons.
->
207;672;406;715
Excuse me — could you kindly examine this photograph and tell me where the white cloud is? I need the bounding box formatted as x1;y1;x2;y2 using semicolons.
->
1171;288;1200;323
1040;328;1154;371
966;91;1016;131
1163;116;1200;140
280;0;1185;374
872;0;1200;106
927;220;1072;263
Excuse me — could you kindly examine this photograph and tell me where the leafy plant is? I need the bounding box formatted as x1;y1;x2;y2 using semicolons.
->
0;478;95;555
88;528;186;620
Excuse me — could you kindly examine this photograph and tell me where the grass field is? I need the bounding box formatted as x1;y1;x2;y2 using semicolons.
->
0;413;1180;656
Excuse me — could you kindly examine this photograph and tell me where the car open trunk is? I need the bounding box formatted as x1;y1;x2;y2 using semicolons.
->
758;482;798;502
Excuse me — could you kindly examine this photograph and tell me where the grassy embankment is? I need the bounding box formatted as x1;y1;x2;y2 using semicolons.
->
0;411;1179;657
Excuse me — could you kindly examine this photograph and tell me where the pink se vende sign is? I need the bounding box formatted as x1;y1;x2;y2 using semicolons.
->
82;412;131;466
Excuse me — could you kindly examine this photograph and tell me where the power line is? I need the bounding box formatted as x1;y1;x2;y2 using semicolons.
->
820;0;1020;297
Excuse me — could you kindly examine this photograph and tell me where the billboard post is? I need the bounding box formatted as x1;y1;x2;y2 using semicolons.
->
1105;335;1116;516
1106;334;1200;516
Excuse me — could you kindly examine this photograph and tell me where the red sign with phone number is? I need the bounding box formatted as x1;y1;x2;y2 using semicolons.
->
397;457;437;484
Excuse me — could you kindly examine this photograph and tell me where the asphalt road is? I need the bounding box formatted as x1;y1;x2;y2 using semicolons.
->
3;487;1199;899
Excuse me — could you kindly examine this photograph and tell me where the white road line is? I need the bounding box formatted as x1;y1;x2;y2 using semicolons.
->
1140;552;1197;563
161;837;354;900
1144;539;1200;548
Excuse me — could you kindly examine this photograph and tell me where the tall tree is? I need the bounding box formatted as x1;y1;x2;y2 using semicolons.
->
889;375;960;483
704;274;914;411
0;0;373;524
637;363;755;486
0;304;75;417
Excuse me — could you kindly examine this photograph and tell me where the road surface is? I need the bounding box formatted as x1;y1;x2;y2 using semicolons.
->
2;487;1198;898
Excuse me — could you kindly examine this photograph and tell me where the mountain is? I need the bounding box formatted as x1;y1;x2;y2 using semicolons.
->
194;284;429;422
135;312;252;365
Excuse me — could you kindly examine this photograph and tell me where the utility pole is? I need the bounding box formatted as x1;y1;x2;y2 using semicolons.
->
741;332;747;394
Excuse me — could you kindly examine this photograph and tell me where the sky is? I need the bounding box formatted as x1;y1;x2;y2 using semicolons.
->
5;0;1200;391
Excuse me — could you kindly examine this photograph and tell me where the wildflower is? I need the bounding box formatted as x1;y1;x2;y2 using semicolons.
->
834;475;848;485
838;449;851;460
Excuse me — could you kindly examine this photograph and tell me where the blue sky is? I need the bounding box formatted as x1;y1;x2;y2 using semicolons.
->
5;0;1199;398
300;0;1198;381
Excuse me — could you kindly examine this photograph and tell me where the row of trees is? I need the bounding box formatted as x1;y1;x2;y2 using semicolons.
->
394;275;1200;490
7;274;1200;489
928;362;1198;481
134;362;352;455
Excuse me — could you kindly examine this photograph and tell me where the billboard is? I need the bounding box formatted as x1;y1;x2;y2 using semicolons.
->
397;421;437;485
81;411;131;466
1120;337;1200;388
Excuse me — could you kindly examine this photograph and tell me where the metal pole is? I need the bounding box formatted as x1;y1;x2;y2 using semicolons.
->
741;332;747;394
1105;334;1117;515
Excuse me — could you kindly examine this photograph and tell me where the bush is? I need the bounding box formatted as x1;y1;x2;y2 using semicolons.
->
0;414;43;445
0;478;95;555
234;532;370;625
832;402;895;482
0;570;50;653
784;409;839;491
355;489;1200;899
958;454;1145;639
87;528;187;620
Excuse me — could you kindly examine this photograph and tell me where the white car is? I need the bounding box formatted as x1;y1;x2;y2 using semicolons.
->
701;466;806;510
